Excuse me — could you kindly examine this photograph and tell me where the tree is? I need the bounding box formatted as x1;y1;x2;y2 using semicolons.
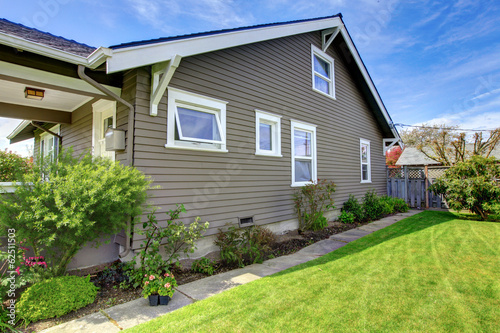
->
0;149;151;276
0;149;32;181
400;124;500;166
429;156;500;220
385;146;402;166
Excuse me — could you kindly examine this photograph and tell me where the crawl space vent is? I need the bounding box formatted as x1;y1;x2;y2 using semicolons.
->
239;217;254;225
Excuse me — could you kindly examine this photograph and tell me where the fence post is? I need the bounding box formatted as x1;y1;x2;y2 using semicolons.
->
424;165;429;209
403;165;408;203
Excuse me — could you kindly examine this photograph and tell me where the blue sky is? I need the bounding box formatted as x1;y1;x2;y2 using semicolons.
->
1;0;500;156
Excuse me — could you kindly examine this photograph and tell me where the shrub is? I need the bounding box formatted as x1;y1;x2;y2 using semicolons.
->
429;156;500;220
341;195;364;222
191;257;216;276
0;149;32;182
338;211;355;224
126;205;209;288
17;275;98;324
392;197;409;213
293;179;336;231
214;225;275;268
363;190;384;221
379;195;395;215
0;149;151;277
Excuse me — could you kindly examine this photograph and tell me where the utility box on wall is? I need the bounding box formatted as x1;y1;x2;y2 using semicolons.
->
105;128;125;151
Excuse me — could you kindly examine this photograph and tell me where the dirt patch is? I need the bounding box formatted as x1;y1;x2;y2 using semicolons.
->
18;220;366;332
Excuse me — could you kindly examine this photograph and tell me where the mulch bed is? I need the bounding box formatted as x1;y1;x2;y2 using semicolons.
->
18;221;366;332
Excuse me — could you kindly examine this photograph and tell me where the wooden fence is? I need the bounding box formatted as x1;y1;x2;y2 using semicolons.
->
387;166;449;208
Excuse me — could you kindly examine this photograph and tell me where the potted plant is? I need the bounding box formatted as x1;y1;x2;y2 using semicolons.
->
142;274;160;306
158;271;178;305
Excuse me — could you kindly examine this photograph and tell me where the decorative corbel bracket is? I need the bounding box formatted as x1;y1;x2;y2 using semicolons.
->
383;138;402;156
321;26;341;52
150;54;182;116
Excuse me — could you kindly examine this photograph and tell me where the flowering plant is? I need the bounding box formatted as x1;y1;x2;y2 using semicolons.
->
141;271;177;298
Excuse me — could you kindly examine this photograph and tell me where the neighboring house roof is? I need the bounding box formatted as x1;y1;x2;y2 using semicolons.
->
0;18;96;57
396;146;500;166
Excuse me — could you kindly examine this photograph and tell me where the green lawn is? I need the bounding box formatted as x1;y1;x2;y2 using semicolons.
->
127;211;500;332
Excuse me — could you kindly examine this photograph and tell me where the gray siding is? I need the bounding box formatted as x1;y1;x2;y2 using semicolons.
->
131;31;388;246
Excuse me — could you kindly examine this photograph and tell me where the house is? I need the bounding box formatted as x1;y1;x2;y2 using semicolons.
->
1;14;401;269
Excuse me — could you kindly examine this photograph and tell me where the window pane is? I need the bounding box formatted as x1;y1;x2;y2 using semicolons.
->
362;164;368;180
361;144;368;163
294;130;311;157
295;160;312;182
314;55;330;78
259;123;272;151
177;107;221;141
314;76;330;94
103;116;113;138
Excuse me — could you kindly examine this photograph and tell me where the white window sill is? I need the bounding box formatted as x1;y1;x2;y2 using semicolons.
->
165;144;228;153
312;87;336;100
360;180;372;184
0;182;22;193
255;152;283;158
290;181;315;188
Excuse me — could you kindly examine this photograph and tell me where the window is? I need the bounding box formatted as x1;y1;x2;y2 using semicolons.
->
360;139;371;183
167;87;228;152
40;124;60;162
255;110;281;157
291;120;317;186
92;100;116;160
311;45;335;99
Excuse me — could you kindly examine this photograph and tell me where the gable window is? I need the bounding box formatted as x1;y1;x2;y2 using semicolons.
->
40;124;60;162
167;87;228;152
255;110;281;157
291;120;317;186
311;45;335;99
360;139;371;183
92;100;117;161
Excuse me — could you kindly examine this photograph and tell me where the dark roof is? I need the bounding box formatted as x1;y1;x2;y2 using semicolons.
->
0;18;96;57
110;13;342;50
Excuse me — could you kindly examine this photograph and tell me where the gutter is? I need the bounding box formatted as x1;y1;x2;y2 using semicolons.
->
77;65;135;258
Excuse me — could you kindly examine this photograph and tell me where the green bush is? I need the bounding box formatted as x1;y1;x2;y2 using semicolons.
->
0;149;151;277
191;257;216;276
215;225;275;268
430;156;500;220
0;149;32;182
379;195;396;215
338;211;355;224
392;197;409;213
17;275;98;324
363;190;384;221
293;179;336;231
126;205;209;288
341;195;365;222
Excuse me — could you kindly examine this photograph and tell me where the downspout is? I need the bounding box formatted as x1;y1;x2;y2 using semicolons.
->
77;65;134;258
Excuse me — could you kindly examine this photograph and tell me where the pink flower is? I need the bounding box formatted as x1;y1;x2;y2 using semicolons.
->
164;273;170;277
144;274;148;277
145;281;149;285
149;275;155;280
164;283;170;288
15;267;20;275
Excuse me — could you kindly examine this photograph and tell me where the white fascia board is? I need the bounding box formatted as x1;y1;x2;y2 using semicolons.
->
0;60;121;96
339;28;400;140
0;32;89;66
107;16;344;73
87;47;113;69
6;120;31;140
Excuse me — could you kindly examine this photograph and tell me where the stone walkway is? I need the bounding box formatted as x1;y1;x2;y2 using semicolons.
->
41;210;421;332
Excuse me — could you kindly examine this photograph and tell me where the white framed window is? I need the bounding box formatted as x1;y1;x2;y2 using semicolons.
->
92;100;117;161
167;87;228;152
311;45;335;99
360;139;371;183
291;120;317;187
40;124;60;162
255;110;282;157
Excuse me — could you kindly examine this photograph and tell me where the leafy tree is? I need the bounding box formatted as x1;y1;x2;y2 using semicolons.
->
386;146;402;166
429;156;500;220
400;124;500;166
0;149;151;276
0;149;32;181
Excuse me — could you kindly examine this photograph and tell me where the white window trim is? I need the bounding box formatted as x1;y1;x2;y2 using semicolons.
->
311;44;335;99
291;120;317;187
166;87;228;153
360;138;371;183
92;100;117;161
40;124;60;161
255;109;282;157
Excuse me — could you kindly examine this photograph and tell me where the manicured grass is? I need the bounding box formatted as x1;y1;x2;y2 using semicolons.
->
127;211;500;332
